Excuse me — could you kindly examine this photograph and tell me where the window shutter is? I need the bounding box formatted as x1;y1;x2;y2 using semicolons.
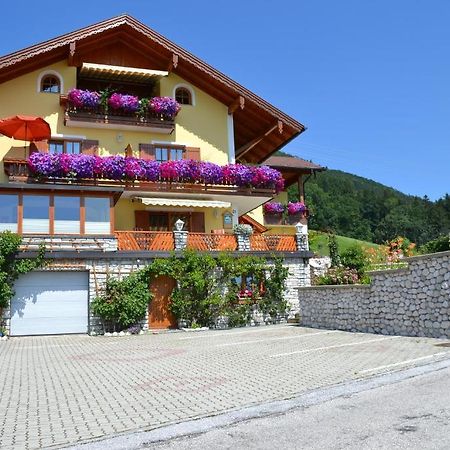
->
139;144;156;160
29;140;49;154
81;139;99;155
135;211;150;231
184;147;201;161
191;212;205;232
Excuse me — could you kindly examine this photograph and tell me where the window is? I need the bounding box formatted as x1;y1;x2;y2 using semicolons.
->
85;197;110;234
49;140;81;154
175;87;192;105
0;193;113;235
23;195;50;234
0;194;18;232
41;75;60;93
154;144;185;162
54;196;80;234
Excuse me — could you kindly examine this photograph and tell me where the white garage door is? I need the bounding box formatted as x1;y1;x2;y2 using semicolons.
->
10;271;89;336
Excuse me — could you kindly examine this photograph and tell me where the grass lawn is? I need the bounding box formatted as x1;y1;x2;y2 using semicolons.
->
309;230;380;257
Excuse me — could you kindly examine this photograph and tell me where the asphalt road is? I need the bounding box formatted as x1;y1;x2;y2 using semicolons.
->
145;360;450;450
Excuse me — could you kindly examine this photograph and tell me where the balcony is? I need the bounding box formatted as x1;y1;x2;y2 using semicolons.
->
60;96;175;134
115;231;299;253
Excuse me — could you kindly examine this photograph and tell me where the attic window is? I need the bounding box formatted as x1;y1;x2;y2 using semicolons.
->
175;87;192;105
41;75;60;94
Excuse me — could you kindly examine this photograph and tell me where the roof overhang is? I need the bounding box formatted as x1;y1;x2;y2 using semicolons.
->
80;62;168;82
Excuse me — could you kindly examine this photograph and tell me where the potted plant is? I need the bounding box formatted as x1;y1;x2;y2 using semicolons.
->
286;202;307;224
263;202;284;225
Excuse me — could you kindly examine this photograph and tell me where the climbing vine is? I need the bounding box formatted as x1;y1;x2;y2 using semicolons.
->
0;231;45;310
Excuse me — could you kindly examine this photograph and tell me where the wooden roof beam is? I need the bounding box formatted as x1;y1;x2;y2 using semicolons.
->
68;42;76;66
236;120;283;158
228;95;245;114
168;54;179;72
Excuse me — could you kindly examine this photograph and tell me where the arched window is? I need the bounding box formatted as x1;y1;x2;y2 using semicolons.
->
175;87;192;105
41;75;61;93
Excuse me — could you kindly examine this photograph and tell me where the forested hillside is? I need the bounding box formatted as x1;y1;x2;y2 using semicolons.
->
287;168;450;245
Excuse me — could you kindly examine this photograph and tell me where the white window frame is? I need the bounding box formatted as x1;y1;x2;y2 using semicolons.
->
172;83;195;106
37;70;64;94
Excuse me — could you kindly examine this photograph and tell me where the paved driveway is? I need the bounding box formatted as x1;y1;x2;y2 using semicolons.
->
1;325;450;449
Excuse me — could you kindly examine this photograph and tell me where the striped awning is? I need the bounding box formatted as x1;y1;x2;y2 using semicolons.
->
80;63;168;82
138;198;231;208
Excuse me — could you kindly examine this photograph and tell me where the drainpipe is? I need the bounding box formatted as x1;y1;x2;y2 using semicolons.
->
227;114;236;164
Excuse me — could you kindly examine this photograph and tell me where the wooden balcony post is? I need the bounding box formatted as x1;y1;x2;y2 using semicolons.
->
297;175;305;203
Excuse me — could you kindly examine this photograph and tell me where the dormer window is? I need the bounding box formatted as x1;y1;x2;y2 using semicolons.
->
175;87;193;105
41;75;61;93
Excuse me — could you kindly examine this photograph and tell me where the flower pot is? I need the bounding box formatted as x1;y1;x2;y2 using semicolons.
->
287;213;302;225
264;213;283;225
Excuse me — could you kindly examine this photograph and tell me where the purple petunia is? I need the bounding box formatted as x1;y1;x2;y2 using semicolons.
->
26;154;284;191
108;93;139;112
263;202;285;214
150;97;181;119
287;202;306;215
67;88;100;108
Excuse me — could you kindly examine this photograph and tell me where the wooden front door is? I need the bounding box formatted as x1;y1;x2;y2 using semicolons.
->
149;275;177;329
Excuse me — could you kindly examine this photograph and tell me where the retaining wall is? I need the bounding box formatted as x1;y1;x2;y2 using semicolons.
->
298;251;450;339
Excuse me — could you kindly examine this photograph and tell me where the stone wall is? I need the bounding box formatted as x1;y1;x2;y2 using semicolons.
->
2;253;311;334
298;251;450;339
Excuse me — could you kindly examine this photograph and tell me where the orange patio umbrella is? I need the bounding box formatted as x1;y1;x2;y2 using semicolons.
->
0;115;51;143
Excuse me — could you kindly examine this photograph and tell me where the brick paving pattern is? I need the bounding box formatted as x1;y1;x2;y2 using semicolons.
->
1;325;449;449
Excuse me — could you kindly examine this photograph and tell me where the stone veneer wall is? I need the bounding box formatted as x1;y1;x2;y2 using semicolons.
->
2;253;311;334
298;251;450;339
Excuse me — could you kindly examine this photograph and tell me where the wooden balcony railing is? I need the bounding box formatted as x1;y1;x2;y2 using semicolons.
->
115;231;174;251
3;160;275;197
187;233;238;251
250;235;297;252
62;99;175;134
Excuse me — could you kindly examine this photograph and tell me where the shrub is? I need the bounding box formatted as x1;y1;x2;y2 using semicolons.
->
340;245;369;277
91;269;152;332
420;234;450;254
316;267;359;285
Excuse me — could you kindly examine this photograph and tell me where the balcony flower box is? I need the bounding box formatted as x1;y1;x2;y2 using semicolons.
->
286;202;307;224
264;213;283;225
26;154;285;193
263;202;285;225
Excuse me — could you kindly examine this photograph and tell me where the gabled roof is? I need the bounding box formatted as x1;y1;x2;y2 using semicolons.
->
264;155;324;171
0;15;305;163
264;155;325;187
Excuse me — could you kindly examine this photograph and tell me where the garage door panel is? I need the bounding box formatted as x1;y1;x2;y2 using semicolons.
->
11;271;89;336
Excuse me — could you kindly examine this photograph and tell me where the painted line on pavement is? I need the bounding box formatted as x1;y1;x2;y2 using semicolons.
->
270;335;402;358
216;330;339;347
358;352;450;374
179;325;295;340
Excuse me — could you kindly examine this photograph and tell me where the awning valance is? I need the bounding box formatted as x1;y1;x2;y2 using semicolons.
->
80;63;168;82
137;198;231;209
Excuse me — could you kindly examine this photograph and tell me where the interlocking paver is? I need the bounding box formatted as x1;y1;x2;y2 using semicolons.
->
1;325;449;449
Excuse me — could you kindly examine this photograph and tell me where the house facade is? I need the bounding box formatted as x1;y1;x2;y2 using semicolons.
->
0;15;312;336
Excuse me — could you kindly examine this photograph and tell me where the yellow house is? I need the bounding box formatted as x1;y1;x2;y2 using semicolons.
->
0;14;305;251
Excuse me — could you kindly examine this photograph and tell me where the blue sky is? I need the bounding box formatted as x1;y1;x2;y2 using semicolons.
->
0;0;448;199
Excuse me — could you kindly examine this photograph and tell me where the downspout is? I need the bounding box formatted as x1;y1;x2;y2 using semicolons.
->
227;114;236;163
